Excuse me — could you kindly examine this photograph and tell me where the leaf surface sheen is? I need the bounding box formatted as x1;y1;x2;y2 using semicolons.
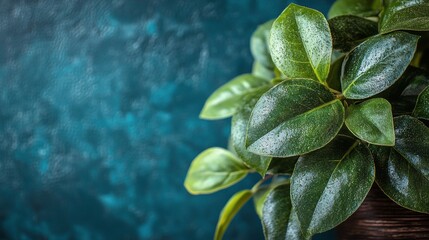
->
291;136;375;237
246;79;344;157
270;4;332;83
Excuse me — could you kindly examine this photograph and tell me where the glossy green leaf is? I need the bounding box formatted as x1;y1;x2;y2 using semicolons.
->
328;0;381;19
329;15;378;52
231;87;272;176
291;137;375;238
215;190;253;240
246;79;345;157
270;4;332;83
401;67;429;96
372;116;429;213
252;61;275;80
341;32;419;99
262;184;306;240
251;20;275;69
184;148;249;194
380;0;429;33
200;74;269;120
414;86;429;119
345;98;395;146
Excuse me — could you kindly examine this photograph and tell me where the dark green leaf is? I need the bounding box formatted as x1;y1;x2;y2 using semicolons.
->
328;0;381;19
329;15;378;52
326;55;344;92
372;116;429;213
345;98;395;146
246;79;345;157
414;86;429;119
231;87;272;176
291;136;375;238
380;0;429;33
402;67;429;96
215;190;253;240
341;32;419;99
184;148;249;194
267;157;299;175
200;74;269;120
262;184;306;240
270;4;332;83
251;20;275;69
252;61;275;80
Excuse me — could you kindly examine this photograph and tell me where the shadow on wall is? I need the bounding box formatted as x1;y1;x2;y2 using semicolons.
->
0;0;334;239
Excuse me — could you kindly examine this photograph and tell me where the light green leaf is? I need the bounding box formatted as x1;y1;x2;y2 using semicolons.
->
345;98;395;146
328;15;378;52
291;136;375;238
184;148;249;194
252;61;275;80
215;190;253;240
269;4;332;83
231;87;272;176
253;186;272;219
380;0;429;33
251;20;275;69
413;86;429;120
341;32;419;99
200;74;269;120
328;0;381;19
262;184;306;240
246;79;345;157
372;116;429;213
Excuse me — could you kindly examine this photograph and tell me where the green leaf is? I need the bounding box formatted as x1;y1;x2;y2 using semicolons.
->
266;157;299;175
262;184;306;240
252;61;275;80
291;136;375;238
372;116;429;213
401;67;429;96
246;79;345;157
269;4;332;83
200;74;269;120
215;190;253;240
328;15;378;52
251;20;275;69
253;186;272;219
341;32;420;99
414;86;429;119
345;98;395;146
380;0;429;33
184;148;249;194
326;55;344;92
231;87;272;176
328;0;381;19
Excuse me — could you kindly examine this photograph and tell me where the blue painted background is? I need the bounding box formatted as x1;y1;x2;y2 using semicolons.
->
0;0;335;239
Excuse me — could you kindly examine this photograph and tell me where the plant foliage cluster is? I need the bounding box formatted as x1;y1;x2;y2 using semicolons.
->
185;0;429;239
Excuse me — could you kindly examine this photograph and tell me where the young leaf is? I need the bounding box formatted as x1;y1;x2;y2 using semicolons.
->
372;116;429;213
184;148;249;194
380;0;429;34
215;190;253;240
246;79;345;157
262;184;306;240
326;55;344;92
253;186;272;218
328;15;378;52
345;98;395;146
291;136;375;238
231;87;272;176
328;0;381;19
413;86;429;120
251;20;275;69
200;74;269;120
269;4;332;83
341;32;420;99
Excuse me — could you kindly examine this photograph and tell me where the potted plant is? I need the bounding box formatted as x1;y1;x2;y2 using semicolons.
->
184;0;429;239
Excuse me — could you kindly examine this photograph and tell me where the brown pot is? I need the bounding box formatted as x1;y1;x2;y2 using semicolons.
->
337;185;429;240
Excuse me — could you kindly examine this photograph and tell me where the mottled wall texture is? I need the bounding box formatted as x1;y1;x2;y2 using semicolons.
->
0;0;334;239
